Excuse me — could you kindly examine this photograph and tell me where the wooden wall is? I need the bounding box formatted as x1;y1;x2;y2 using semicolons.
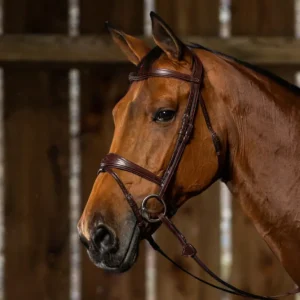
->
4;0;70;299
0;0;299;299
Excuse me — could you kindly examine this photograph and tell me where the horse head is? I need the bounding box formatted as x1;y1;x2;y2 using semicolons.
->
77;12;227;272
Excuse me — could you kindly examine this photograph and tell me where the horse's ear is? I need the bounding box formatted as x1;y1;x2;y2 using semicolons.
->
106;22;150;66
150;11;184;60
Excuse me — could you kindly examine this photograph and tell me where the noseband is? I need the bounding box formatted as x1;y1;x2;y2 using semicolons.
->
98;48;299;299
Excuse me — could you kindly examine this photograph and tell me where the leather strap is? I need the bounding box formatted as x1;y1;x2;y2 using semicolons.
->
147;236;251;297
152;215;300;300
104;167;146;227
99;153;162;186
129;69;201;83
99;50;216;223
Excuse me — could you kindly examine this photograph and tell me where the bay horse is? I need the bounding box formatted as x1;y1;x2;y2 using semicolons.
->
78;12;300;297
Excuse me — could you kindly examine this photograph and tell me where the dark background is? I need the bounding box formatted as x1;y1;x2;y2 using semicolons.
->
1;0;299;299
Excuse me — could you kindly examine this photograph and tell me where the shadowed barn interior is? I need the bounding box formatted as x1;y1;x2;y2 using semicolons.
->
0;0;299;300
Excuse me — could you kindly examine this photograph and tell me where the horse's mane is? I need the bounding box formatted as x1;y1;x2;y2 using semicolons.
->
189;43;300;96
136;43;300;96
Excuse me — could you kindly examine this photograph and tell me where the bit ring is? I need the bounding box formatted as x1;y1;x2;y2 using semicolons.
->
141;194;167;223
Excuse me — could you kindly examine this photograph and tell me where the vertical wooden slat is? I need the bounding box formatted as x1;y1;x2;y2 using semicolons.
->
232;0;297;84
156;0;219;36
155;2;221;299
3;1;70;299
232;0;295;37
231;1;296;298
80;1;146;299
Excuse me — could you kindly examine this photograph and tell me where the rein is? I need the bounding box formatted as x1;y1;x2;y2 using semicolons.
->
98;49;299;299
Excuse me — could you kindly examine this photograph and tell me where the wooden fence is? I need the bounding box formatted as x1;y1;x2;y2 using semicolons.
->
1;0;299;299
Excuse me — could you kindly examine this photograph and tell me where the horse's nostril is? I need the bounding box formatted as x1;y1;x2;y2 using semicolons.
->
92;225;116;252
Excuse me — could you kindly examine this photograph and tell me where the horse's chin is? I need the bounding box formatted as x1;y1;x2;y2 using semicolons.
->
87;225;140;273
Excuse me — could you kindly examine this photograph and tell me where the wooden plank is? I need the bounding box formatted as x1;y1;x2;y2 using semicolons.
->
261;65;299;84
155;0;219;35
3;0;70;299
0;36;299;66
155;2;221;299
232;0;295;36
80;0;143;34
231;1;296;299
79;1;146;299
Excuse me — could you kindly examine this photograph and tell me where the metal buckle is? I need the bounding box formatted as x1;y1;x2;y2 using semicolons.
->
141;194;167;223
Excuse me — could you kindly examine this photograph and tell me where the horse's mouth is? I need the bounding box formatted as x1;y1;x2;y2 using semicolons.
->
87;225;140;273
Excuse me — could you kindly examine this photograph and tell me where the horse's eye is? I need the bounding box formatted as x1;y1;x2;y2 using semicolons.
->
154;109;176;123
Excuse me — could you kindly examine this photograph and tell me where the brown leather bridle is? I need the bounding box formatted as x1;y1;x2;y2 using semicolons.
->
99;48;221;225
98;47;299;299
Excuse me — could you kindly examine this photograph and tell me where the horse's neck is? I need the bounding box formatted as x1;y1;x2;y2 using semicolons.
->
220;59;300;283
224;63;300;216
